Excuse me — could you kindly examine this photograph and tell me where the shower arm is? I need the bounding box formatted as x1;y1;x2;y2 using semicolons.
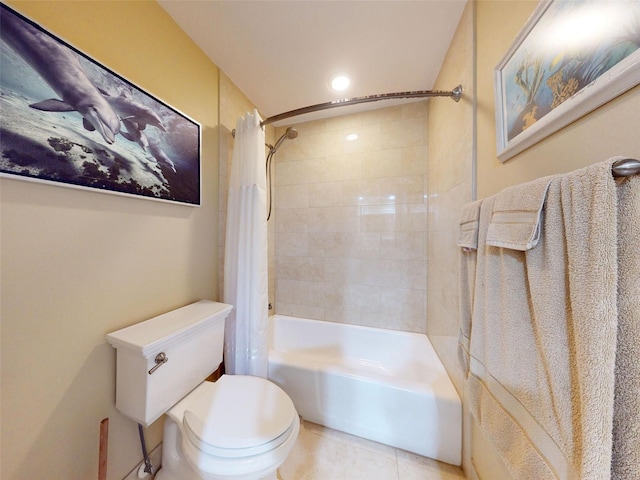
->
260;85;463;126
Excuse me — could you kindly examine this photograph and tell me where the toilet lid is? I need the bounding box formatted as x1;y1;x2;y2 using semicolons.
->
182;375;297;453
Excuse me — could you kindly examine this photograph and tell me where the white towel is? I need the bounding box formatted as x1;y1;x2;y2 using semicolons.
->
611;173;640;479
457;198;485;376
486;175;555;250
468;159;620;480
457;199;483;250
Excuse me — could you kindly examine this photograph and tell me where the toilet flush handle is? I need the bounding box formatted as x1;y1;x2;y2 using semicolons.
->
148;352;168;375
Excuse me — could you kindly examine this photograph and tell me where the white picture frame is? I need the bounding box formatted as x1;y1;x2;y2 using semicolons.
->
494;0;640;162
0;3;201;205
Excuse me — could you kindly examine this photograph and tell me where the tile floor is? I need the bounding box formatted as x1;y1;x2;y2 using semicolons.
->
278;420;465;480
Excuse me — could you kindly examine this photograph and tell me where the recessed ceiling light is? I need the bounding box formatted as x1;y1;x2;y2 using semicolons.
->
331;75;350;91
346;133;358;141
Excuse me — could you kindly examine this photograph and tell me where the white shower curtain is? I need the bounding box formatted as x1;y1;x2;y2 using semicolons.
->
223;110;269;377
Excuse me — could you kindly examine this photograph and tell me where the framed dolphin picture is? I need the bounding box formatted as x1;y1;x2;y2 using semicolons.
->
0;3;201;205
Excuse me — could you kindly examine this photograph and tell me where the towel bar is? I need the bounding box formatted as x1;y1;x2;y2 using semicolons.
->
612;158;640;177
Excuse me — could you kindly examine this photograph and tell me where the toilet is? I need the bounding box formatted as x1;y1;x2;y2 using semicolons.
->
106;300;299;480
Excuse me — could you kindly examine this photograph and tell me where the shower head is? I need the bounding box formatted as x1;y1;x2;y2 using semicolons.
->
266;127;298;222
285;127;298;139
271;127;298;154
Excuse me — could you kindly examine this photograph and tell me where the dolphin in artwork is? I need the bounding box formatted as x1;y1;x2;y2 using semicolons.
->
148;137;176;173
100;89;167;133
0;8;121;144
120;118;150;152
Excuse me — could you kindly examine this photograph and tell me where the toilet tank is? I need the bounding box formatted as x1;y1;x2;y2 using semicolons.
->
106;300;233;426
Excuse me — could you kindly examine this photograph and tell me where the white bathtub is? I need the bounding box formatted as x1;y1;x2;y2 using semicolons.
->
267;315;461;466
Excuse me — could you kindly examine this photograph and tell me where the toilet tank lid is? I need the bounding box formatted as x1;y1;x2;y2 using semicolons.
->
106;300;233;357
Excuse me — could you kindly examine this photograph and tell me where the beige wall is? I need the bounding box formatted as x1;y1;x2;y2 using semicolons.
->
469;1;640;478
477;0;640;198
272;104;430;333
3;2;635;480
1;2;219;479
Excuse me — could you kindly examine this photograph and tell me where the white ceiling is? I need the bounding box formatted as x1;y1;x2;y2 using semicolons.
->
159;0;467;125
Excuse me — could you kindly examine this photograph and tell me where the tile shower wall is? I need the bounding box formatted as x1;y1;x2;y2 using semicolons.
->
426;0;474;397
425;3;474;474
273;102;429;333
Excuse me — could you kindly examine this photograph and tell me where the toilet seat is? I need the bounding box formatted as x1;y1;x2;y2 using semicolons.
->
180;375;297;458
184;412;298;458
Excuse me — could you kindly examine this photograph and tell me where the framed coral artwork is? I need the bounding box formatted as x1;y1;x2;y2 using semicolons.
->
0;3;201;205
494;0;640;162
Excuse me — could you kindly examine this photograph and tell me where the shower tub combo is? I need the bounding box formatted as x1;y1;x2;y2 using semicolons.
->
267;315;461;466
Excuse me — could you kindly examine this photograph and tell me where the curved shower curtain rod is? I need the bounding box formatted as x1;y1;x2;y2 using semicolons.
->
260;84;463;126
231;85;462;137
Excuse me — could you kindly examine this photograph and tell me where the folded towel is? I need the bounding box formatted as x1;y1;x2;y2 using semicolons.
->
468;159;620;480
486;175;555;250
457;199;483;249
611;173;640;479
457;198;489;376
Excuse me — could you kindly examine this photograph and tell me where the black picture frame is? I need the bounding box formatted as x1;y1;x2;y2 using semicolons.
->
0;3;201;205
